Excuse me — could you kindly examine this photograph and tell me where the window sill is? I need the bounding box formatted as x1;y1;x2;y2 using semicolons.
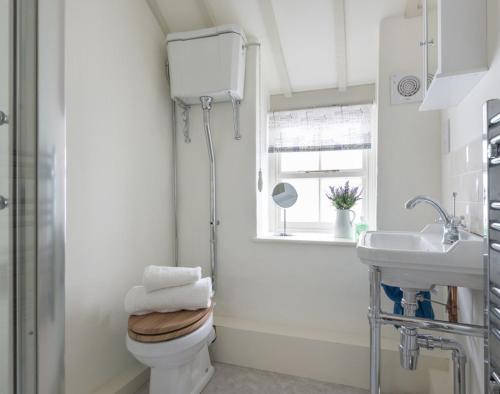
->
253;232;357;247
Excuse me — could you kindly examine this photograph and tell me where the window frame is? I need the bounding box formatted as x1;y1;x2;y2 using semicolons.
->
268;148;374;234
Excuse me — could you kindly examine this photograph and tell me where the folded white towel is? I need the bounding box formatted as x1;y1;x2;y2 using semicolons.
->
142;265;202;292
125;277;212;315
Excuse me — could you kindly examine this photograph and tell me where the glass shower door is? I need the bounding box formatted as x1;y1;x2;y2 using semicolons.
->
0;0;11;392
0;1;65;392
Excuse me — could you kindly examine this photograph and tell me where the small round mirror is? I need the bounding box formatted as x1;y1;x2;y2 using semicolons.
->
272;182;298;208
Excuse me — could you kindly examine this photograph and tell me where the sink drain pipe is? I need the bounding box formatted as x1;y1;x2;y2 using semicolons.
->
368;267;485;394
417;334;466;394
399;289;466;394
399;290;420;370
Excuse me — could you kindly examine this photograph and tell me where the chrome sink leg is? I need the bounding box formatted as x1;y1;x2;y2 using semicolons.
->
368;267;381;394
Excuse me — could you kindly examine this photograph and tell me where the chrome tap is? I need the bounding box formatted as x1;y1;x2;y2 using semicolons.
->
405;195;463;244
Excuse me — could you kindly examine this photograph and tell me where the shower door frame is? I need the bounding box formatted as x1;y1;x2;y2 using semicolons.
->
12;0;66;393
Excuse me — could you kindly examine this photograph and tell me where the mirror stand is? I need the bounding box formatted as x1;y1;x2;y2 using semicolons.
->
279;209;292;237
272;182;298;237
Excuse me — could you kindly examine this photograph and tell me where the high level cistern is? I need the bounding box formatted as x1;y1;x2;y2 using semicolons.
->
166;24;247;294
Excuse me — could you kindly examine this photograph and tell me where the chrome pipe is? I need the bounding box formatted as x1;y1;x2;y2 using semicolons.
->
200;96;217;294
417;335;466;394
452;350;467;394
379;312;487;337
230;95;241;140
368;267;381;394
399;290;420;370
491;371;500;393
171;97;179;266
367;270;485;393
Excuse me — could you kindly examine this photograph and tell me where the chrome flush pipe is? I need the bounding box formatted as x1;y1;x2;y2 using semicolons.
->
200;96;217;294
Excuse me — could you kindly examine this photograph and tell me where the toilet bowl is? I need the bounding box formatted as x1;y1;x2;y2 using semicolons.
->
126;307;215;394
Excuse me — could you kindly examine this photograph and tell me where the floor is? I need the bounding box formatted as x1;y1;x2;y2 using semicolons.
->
137;362;368;394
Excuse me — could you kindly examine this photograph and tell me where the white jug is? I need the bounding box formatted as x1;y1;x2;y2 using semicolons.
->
334;209;356;239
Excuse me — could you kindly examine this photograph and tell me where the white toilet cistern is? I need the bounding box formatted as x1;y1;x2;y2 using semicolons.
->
166;24;247;294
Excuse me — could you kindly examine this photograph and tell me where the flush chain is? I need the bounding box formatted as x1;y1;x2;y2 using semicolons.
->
367;266;486;394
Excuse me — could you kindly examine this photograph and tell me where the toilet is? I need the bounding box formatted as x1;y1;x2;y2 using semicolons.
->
126;306;215;394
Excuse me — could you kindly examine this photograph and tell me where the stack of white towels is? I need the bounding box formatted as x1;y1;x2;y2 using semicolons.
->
124;266;212;316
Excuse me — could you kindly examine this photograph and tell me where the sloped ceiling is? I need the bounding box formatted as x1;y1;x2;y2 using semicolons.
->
154;0;408;95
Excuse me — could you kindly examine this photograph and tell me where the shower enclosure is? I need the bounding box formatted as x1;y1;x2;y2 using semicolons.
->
2;0;65;393
1;2;11;391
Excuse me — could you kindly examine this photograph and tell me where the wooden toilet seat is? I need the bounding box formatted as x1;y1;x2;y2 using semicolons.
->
128;306;213;343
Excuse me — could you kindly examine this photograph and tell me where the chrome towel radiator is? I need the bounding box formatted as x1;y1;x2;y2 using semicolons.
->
485;99;500;393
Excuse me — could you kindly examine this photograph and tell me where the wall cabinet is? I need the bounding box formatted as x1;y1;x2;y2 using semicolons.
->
419;0;488;111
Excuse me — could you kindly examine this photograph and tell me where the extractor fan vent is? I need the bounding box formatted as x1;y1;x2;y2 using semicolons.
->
390;73;423;105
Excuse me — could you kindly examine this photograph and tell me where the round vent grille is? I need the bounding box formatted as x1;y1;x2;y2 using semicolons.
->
397;75;421;97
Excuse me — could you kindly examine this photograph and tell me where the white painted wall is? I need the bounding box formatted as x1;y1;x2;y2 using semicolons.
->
177;46;375;340
61;6;451;392
440;1;500;392
176;42;447;393
65;1;173;392
377;16;442;231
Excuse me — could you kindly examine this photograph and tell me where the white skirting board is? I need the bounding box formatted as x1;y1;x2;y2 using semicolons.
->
211;316;452;394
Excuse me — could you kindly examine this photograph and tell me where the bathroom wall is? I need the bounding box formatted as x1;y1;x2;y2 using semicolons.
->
65;1;174;392
176;43;449;393
377;15;442;231
176;44;373;346
441;1;500;392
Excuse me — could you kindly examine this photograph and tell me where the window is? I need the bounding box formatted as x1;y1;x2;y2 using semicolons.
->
266;104;376;234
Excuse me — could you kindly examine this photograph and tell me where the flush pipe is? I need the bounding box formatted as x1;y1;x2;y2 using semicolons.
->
200;96;217;294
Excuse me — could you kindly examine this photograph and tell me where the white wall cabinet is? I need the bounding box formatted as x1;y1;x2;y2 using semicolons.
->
419;0;487;111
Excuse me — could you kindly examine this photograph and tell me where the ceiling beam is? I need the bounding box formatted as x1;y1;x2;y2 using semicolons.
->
257;0;293;97
332;0;347;92
197;0;217;27
145;0;170;36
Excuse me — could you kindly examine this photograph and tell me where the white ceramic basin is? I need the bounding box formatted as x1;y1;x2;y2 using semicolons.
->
356;224;484;290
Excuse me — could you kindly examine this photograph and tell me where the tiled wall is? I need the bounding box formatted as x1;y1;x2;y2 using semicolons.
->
442;136;483;235
441;131;484;394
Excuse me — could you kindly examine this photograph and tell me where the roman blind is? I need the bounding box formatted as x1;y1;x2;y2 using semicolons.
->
268;104;373;153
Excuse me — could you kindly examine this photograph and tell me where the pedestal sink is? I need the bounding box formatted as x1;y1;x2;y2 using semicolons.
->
357;224;484;290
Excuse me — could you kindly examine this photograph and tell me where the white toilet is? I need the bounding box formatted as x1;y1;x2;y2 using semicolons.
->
126;307;215;394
